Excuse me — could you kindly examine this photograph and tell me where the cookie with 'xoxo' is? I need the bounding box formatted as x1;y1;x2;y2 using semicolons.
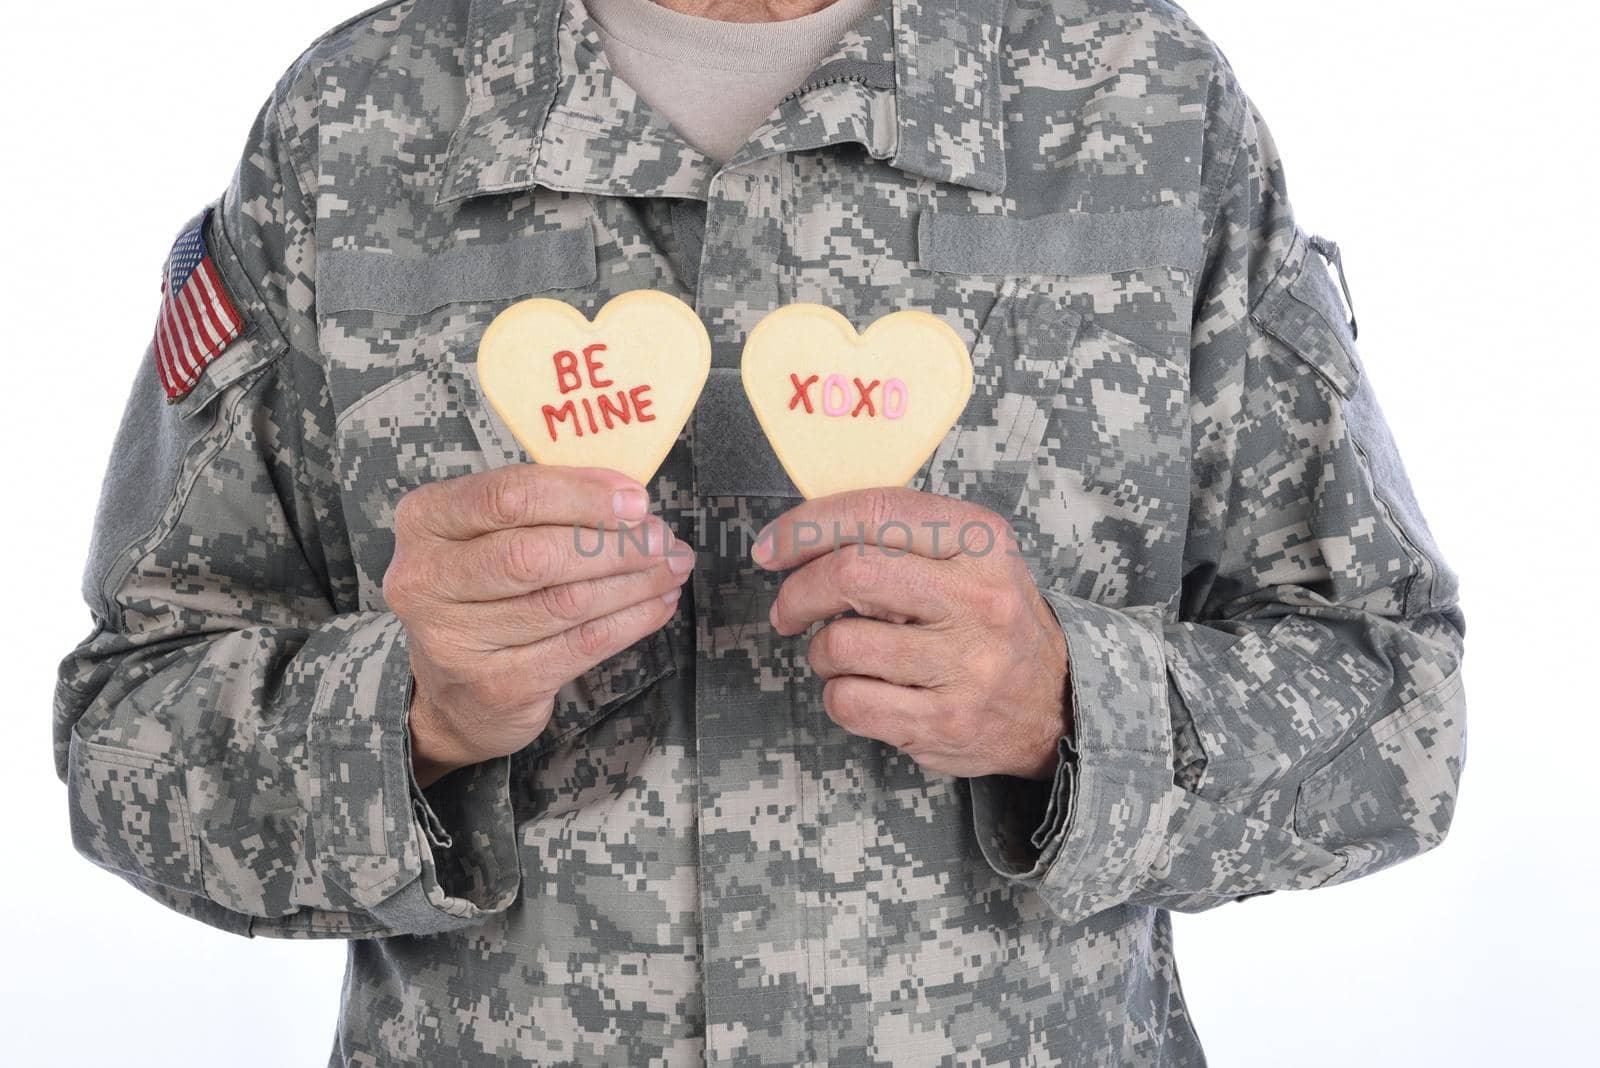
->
741;304;974;499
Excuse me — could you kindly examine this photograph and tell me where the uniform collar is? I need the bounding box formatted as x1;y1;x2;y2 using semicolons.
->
436;0;1008;205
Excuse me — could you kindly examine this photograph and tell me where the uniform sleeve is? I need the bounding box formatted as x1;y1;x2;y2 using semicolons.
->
971;75;1466;922
52;77;520;939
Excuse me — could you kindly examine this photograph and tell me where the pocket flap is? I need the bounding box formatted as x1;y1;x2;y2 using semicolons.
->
1251;229;1362;398
172;203;290;419
529;631;677;759
317;227;597;316
918;206;1205;277
917;282;1085;513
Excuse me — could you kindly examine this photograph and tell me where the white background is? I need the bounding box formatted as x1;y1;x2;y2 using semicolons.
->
1;1;1593;1064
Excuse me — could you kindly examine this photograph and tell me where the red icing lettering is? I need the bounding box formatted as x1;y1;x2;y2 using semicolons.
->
583;343;613;389
789;373;819;413
630;383;657;422
543;344;656;442
851;378;880;418
597;390;633;429
553;350;582;394
543;400;582;441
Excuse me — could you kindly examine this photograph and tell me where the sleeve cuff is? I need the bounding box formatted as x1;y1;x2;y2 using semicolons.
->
971;592;1179;922
397;742;522;927
306;613;519;933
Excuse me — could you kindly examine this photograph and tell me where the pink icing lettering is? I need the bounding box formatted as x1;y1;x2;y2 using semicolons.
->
821;373;851;417
882;378;908;420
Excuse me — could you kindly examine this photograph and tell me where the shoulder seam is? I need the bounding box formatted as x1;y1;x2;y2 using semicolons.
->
1196;77;1249;269
261;1;421;303
271;93;319;225
309;0;413;52
270;0;416;107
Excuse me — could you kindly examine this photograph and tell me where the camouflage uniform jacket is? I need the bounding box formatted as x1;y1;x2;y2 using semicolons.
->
55;0;1467;1063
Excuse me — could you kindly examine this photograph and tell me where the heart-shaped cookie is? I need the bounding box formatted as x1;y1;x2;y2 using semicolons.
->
742;305;974;499
477;290;711;486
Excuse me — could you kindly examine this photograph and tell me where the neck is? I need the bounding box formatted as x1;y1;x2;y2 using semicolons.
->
648;0;841;22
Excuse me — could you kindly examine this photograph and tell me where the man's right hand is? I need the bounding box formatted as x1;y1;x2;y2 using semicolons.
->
384;465;692;788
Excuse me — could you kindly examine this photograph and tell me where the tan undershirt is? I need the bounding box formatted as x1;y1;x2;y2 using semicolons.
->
585;0;881;165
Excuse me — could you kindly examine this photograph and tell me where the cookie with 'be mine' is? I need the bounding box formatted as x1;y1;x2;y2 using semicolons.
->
476;290;711;486
741;304;974;499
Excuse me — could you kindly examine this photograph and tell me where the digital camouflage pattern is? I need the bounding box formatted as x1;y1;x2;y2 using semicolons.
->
55;0;1466;1063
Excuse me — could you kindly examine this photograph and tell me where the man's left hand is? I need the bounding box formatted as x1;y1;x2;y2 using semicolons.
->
754;488;1071;781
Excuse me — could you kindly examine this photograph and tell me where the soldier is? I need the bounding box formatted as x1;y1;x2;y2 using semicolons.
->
56;0;1466;1063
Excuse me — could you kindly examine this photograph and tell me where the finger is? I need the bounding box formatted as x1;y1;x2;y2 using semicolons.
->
397;464;652;541
451;552;693;647
807;618;953;687
752;487;1011;571
514;586;684;683
770;549;954;635
431;520;682;602
821;675;934;750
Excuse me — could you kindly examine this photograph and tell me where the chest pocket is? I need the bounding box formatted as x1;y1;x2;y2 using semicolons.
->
326;228;599;579
917;280;1191;609
324;227;675;758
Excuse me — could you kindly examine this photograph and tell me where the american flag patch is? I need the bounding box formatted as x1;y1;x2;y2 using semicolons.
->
152;209;244;401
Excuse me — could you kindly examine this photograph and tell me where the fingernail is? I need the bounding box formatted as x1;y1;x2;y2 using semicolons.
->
768;603;780;630
751;528;774;566
644;523;667;554
667;540;695;575
662;588;682;605
612;488;649;522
